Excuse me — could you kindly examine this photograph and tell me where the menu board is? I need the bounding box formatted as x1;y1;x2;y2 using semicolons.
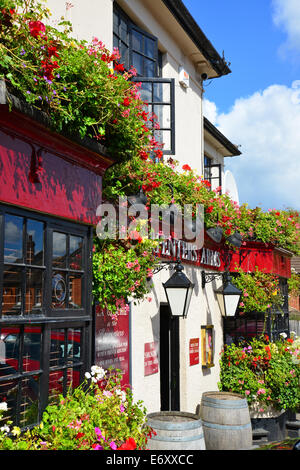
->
95;304;130;387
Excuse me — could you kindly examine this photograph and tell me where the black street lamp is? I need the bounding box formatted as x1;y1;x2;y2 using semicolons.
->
201;270;242;317
163;261;195;318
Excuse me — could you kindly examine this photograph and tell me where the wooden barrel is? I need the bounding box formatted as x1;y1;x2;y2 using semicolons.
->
200;392;252;450
147;411;206;450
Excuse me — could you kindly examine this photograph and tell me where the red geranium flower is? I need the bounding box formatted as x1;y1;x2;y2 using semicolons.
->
29;20;46;38
118;438;137;450
182;164;192;171
123;97;131;107
114;62;125;73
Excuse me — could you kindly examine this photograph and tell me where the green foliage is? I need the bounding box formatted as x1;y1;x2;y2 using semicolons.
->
92;237;159;314
0;0;157;162
288;272;300;297
0;367;152;450
218;334;300;412
232;267;284;314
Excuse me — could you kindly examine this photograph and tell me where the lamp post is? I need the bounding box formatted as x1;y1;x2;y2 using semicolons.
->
201;270;242;317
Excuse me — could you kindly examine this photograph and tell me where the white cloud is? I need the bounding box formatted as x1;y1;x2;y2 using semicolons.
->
272;0;300;56
204;80;300;211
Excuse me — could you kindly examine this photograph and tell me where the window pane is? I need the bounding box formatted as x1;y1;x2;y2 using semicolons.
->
119;41;129;68
0;326;20;374
132;29;143;53
50;329;65;368
52;272;67;309
0;378;18;427
69;274;82;309
132;52;143;76
26;219;44;266
48;370;64;405
23;327;42;371
66;366;81;390
4;214;23;263
144;59;156;78
140;82;152;103
2;266;22;315
154;130;171;152
53;232;67;269
145;37;155;59
25;268;43;314
153;82;170;103
19;375;39;427
69;236;83;270
67;329;81;364
153;104;171;129
120;18;128;43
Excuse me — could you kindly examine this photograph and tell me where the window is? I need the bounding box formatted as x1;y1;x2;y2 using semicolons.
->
0;205;92;429
224;278;290;345
204;156;222;191
113;4;175;155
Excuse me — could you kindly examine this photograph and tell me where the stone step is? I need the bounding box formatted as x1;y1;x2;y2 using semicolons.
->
252;428;269;445
286;420;300;438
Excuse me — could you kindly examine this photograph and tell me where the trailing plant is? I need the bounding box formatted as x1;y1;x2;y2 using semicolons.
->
92;237;159;315
231;267;284;314
288;271;300;298
0;367;153;450
0;0;163;161
103;156;300;254
218;334;300;412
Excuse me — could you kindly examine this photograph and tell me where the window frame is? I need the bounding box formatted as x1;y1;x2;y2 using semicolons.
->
0;204;93;429
204;156;222;190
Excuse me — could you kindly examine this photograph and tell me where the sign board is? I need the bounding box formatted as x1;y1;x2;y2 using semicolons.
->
144;342;159;376
189;338;199;366
95;304;130;387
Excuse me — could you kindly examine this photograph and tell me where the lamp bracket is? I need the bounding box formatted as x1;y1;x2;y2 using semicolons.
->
201;270;224;289
152;258;181;276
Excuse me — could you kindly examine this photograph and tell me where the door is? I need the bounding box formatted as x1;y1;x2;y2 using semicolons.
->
160;304;180;411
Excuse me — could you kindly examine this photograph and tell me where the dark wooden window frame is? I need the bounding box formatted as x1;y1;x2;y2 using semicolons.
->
0;204;93;428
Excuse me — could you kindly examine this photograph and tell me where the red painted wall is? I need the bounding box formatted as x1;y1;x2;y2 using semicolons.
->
0;109;113;225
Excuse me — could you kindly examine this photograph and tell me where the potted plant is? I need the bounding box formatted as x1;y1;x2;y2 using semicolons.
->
218;334;300;441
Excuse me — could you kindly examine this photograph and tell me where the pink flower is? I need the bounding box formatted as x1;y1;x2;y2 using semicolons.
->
110;441;117;450
245;390;250;395
120;404;125;413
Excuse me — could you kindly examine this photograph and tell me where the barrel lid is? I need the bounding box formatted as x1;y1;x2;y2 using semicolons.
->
202;391;245;401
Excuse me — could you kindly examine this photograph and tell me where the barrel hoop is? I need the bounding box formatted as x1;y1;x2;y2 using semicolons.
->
202;397;248;409
150;433;204;443
202;420;251;431
147;419;203;431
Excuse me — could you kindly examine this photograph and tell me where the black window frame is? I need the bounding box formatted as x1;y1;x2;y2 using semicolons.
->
0;204;93;429
204;156;222;190
113;3;175;155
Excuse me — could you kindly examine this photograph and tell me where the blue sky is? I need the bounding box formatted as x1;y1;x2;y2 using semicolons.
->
183;0;300;211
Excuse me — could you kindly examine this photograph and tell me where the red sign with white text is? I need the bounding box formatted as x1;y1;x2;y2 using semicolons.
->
95;305;130;388
189;338;199;366
144;342;159;376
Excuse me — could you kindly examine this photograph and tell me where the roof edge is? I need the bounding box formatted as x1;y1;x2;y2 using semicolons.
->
204;117;241;157
161;0;231;77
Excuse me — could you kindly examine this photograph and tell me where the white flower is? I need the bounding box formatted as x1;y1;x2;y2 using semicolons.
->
85;372;91;379
0;402;8;411
115;388;127;402
0;425;10;434
280;332;287;339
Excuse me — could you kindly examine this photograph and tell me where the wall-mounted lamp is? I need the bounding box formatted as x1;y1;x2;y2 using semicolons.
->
127;187;148;206
153;258;195;318
201;270;242;317
206;226;223;243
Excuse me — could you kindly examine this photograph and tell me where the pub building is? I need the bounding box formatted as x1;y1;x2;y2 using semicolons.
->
0;0;293;431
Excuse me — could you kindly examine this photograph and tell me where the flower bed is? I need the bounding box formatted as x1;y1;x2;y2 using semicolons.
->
0;367;153;450
218;334;300;413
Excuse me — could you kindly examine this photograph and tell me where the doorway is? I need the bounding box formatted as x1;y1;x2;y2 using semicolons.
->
160;303;180;411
